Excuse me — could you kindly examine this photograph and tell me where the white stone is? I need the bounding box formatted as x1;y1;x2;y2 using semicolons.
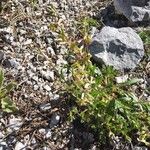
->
33;85;39;91
45;129;51;139
48;71;55;81
53;94;60;100
47;47;55;56
24;39;32;45
115;75;128;83
40;103;51;111
55;115;60;121
15;142;25;150
41;25;48;31
31;138;36;145
5;27;13;33
8;116;22;131
43;85;51;91
40;70;55;81
32;76;39;82
20;29;27;34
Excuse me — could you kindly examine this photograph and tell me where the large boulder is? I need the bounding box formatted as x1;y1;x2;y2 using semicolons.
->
88;26;144;71
114;0;150;23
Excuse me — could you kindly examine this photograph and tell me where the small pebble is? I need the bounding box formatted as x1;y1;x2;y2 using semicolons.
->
45;130;51;139
115;75;128;83
0;142;7;150
33;84;39;91
39;103;51;111
32;76;39;82
8;116;22;132
39;128;46;135
24;39;32;45
15;142;26;150
43;85;51;91
49;114;60;128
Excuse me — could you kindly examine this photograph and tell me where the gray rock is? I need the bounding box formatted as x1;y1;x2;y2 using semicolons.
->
7;58;21;69
39;103;51;111
133;146;148;150
114;0;150;23
7;136;16;145
0;142;7;150
8;116;23;132
49;114;60;128
2;59;11;68
88;26;144;71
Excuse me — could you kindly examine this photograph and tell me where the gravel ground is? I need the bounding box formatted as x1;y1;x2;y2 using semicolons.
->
0;0;149;150
0;0;104;149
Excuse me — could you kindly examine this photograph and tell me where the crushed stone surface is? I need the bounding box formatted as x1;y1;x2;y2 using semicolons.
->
0;0;149;150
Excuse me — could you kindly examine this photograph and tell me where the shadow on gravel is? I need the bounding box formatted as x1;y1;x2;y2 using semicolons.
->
67;119;113;150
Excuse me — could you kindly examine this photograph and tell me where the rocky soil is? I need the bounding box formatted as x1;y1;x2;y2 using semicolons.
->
0;0;149;150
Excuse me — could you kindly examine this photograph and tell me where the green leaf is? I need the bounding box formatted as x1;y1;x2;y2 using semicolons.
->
106;100;116;116
5;82;16;92
122;78;142;86
139;30;150;45
0;70;4;88
0;89;7;98
1;97;17;113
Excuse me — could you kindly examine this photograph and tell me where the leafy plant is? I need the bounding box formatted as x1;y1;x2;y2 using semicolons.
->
139;30;150;55
67;63;150;145
139;30;150;45
0;69;17;113
50;14;150;146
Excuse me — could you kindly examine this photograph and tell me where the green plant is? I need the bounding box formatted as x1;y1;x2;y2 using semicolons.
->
139;30;150;45
50;15;150;146
68;64;150;144
0;69;17;113
139;30;150;55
